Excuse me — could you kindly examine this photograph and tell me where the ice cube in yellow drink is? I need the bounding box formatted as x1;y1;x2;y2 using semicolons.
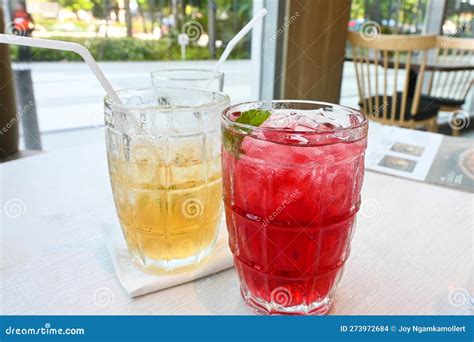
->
108;144;222;273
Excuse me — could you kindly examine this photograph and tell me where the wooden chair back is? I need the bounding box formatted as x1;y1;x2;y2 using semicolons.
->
347;31;437;126
427;37;474;106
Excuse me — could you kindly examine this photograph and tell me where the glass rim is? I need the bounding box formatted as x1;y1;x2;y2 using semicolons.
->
222;100;368;135
105;86;230;112
150;68;223;81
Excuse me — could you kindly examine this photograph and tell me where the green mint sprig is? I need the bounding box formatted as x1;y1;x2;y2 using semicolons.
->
234;109;272;126
223;109;271;157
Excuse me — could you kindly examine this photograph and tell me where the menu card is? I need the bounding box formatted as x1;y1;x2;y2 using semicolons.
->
365;123;474;193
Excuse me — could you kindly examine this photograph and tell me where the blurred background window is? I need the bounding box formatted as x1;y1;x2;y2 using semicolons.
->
2;0;253;150
1;0;472;154
442;0;473;37
349;0;429;35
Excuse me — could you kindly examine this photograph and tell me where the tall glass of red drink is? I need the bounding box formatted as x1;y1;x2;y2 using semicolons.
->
221;101;368;315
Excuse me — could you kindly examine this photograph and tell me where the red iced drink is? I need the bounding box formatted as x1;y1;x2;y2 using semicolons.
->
221;101;368;315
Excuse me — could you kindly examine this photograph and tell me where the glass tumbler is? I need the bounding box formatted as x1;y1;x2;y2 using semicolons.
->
151;68;224;91
105;87;230;273
221;101;368;314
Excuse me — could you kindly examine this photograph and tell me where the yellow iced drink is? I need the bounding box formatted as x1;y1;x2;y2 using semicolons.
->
108;144;222;272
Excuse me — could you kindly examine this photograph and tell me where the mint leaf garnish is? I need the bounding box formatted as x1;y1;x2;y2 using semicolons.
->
235;109;271;127
223;109;271;157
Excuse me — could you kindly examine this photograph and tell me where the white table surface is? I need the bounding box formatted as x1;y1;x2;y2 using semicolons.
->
0;140;472;315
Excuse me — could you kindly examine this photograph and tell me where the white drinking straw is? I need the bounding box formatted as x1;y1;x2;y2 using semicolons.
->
206;8;267;88
0;34;122;104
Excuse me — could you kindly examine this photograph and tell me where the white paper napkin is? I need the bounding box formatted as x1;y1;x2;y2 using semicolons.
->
102;217;234;297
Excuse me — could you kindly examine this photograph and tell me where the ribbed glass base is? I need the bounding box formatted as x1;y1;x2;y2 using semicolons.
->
131;239;216;275
240;284;335;315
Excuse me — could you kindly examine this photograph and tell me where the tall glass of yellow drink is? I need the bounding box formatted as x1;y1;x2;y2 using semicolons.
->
104;87;230;273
